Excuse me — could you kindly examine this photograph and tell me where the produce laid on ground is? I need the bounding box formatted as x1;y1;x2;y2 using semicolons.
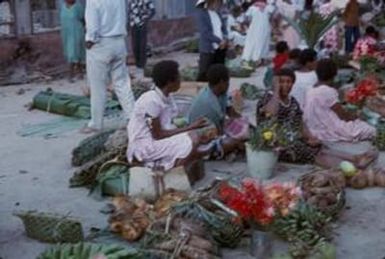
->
14;211;84;243
272;202;333;258
299;170;345;219
239;82;264;101
37;243;141;259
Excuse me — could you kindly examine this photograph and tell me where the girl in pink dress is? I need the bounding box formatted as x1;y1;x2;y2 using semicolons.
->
126;60;217;170
303;59;376;143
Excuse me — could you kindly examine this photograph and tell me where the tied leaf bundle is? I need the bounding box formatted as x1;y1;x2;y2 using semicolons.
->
71;129;116;167
37;242;141;259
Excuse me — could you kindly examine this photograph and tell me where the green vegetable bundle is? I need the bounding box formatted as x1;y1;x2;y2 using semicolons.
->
272;202;332;258
37;242;142;259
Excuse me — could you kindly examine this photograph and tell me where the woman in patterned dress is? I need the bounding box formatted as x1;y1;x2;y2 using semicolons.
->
257;68;321;163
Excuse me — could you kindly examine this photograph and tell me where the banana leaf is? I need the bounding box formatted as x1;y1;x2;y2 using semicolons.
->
283;11;339;49
37;242;141;259
32;89;121;119
89;160;130;200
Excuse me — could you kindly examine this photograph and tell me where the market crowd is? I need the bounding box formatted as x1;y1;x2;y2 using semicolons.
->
60;0;385;170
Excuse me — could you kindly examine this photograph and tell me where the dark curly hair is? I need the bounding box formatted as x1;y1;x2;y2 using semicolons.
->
299;48;317;66
276;41;289;54
316;59;337;82
152;60;179;89
207;64;229;87
275;68;296;83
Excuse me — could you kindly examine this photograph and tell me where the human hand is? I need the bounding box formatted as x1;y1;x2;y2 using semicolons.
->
190;117;210;130
219;40;227;50
86;41;95;49
272;76;280;97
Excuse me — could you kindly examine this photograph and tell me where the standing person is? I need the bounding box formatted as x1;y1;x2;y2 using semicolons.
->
241;0;275;67
276;0;301;49
196;0;228;82
0;0;12;36
343;0;360;54
60;0;85;82
319;0;339;53
129;0;155;78
227;6;246;49
83;0;135;133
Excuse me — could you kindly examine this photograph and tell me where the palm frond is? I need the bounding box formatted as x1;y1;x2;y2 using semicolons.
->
283;11;339;49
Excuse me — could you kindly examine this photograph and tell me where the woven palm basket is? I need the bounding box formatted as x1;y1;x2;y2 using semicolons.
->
14;211;84;243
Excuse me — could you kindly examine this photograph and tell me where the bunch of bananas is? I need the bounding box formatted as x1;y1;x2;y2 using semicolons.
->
37;242;141;259
272;202;332;258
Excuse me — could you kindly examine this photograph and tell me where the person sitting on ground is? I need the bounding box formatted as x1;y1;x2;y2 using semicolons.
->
282;48;301;71
353;26;385;63
303;59;376;143
257;68;320;164
188;64;248;158
126;60;218;171
227;5;247;50
290;48;318;110
273;41;290;72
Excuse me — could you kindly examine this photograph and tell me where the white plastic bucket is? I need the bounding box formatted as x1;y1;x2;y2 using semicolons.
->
246;143;278;180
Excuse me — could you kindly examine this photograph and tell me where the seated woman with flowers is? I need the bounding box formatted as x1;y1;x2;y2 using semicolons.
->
353;26;385;63
126;60;217;171
256;69;320;164
303;59;376;143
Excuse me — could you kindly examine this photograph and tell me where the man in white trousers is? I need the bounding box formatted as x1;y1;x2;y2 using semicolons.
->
83;0;135;133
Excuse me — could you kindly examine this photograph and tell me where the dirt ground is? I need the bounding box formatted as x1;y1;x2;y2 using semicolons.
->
1;52;385;259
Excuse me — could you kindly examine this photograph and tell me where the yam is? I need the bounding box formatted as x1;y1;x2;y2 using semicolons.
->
364;169;376;187
374;169;385;187
310;186;335;195
311;174;329;187
349;173;368;189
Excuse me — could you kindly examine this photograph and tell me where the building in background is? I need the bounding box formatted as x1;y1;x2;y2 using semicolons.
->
0;0;197;64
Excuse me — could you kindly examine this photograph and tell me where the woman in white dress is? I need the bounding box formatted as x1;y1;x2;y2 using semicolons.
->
276;0;301;49
241;0;275;65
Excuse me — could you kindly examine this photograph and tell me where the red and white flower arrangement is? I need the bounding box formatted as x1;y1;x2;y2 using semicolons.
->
218;178;301;228
345;77;379;106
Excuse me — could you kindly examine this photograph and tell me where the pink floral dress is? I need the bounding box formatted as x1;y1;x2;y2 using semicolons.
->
319;3;338;51
353;36;377;61
126;88;193;171
303;85;376;142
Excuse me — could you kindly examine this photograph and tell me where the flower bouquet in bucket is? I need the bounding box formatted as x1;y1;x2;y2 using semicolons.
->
217;179;301;257
246;120;288;179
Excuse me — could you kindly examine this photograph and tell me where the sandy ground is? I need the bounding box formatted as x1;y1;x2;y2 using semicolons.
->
1;52;385;259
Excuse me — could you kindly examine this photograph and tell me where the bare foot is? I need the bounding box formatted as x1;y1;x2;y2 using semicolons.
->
79;127;100;134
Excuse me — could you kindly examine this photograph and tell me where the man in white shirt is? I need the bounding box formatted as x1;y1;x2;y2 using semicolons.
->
83;0;135;133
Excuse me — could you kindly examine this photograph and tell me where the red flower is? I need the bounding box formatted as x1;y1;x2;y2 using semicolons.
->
345;89;361;104
218;179;274;226
357;79;378;96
